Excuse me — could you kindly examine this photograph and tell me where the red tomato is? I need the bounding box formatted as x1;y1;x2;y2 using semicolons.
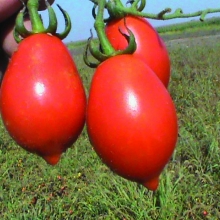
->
0;34;86;165
105;16;171;87
87;55;178;190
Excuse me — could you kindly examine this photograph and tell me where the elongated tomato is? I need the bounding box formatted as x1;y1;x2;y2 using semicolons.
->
86;55;178;190
0;34;86;165
105;16;171;87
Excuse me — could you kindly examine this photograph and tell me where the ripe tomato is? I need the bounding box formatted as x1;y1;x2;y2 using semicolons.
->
87;55;178;190
0;34;86;165
105;16;171;87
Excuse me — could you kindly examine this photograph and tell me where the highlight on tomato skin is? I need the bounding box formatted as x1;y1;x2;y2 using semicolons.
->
86;54;178;190
0;34;87;165
105;15;171;87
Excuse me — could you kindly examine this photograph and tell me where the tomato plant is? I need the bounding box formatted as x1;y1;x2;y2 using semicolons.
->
105;15;171;87
86;54;178;190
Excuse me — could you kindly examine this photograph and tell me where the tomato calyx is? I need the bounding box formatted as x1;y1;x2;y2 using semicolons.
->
84;0;137;68
14;0;71;43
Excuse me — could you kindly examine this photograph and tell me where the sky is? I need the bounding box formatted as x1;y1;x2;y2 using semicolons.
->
39;0;220;43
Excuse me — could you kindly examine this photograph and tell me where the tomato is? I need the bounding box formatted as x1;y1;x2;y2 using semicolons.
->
0;33;86;165
86;55;178;190
105;16;171;87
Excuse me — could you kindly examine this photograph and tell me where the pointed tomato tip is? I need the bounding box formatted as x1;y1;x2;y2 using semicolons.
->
43;154;61;166
142;177;159;191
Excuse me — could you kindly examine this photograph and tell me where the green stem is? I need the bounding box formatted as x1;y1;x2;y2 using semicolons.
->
90;0;220;21
94;0;115;55
84;0;137;67
130;0;146;12
27;0;45;33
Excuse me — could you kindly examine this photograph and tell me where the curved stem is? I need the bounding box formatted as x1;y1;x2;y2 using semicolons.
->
155;8;220;21
94;0;115;55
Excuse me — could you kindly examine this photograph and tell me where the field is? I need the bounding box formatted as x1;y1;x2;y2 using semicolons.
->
157;17;220;41
0;20;220;219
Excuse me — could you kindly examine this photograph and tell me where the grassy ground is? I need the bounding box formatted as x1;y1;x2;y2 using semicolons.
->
157;17;220;33
157;17;220;41
0;30;220;218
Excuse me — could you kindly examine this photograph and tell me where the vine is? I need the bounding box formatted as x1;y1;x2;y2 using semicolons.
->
90;0;220;21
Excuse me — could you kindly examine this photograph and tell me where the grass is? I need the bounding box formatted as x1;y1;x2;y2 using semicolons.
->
157;17;220;41
0;29;220;218
157;17;220;34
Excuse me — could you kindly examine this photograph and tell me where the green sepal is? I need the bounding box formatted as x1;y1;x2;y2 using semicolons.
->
14;0;71;43
14;7;32;39
54;4;71;40
44;1;58;34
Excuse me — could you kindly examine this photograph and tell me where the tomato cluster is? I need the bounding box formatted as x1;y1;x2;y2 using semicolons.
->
0;1;178;191
86;16;178;191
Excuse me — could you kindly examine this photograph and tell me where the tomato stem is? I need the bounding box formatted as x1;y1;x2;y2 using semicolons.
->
27;0;45;33
90;0;220;21
94;0;115;55
84;0;137;68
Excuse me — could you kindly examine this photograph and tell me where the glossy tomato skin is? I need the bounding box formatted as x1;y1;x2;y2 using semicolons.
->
0;34;86;165
105;16;171;87
87;55;178;190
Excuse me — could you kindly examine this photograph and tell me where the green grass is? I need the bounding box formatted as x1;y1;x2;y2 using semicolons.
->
157;17;220;41
0;33;219;218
